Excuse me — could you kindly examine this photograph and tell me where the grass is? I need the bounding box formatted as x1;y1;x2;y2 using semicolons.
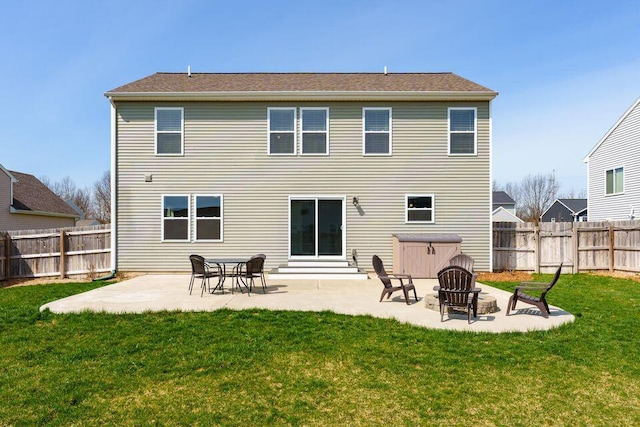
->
0;274;639;426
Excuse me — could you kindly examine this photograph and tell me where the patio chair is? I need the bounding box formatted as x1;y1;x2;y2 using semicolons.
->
449;253;474;271
435;265;481;323
237;254;267;294
255;253;267;291
506;263;562;318
189;254;222;297
372;255;418;305
449;253;477;288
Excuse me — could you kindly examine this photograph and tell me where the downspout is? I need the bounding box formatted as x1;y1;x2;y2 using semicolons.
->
488;98;494;272
108;96;118;278
94;270;117;281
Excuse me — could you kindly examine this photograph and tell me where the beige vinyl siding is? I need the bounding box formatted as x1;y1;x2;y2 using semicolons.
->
115;101;491;272
0;171;12;231
588;101;640;221
3;214;74;231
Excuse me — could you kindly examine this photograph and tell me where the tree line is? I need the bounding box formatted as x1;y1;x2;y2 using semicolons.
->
40;171;110;224
494;172;586;224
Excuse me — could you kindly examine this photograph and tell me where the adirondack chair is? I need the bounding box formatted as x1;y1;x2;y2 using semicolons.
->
448;253;477;288
435;265;481;323
506;264;563;318
372;255;418;305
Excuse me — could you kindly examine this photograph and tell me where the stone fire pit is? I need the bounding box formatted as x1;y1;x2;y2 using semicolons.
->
424;292;498;314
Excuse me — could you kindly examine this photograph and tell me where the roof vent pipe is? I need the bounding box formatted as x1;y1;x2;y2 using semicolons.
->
188;65;191;77
384;66;387;75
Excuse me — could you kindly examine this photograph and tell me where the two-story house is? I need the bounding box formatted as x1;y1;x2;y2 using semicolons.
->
492;190;522;223
0;164;78;231
584;97;640;221
105;72;497;276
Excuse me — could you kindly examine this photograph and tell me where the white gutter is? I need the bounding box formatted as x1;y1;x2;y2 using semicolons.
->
104;90;498;103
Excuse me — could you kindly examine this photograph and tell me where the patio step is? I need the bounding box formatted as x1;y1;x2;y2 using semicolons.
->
286;260;350;268
269;260;369;280
277;266;360;274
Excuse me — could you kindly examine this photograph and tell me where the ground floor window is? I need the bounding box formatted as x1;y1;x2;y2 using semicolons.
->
195;195;223;241
406;195;435;223
162;195;189;241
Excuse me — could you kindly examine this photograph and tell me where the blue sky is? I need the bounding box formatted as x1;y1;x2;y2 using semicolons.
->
2;0;639;194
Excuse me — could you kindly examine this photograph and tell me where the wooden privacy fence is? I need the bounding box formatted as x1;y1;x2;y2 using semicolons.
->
493;220;640;274
0;224;111;280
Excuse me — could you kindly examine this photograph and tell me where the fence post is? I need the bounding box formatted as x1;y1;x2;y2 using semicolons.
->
3;234;10;280
572;222;579;274
609;225;615;273
59;230;66;279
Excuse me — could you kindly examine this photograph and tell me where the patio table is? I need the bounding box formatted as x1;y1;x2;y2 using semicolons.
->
206;258;250;294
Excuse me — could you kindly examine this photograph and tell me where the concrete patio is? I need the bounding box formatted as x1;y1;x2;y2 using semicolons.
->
40;274;575;333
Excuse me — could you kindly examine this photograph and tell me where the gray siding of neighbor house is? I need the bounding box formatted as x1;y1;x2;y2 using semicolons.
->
588;101;640;221
115;101;492;272
541;204;574;222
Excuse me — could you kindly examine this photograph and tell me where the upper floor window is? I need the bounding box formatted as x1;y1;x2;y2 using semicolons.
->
363;108;392;155
448;108;476;155
155;108;183;155
268;108;296;155
195;195;223;241
406;195;435;223
301;108;329;155
162;195;189;241
606;167;624;195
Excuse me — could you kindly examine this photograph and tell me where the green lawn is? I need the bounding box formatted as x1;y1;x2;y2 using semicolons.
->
1;274;639;426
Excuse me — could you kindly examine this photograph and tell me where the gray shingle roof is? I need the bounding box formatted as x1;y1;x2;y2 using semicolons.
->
559;199;587;213
493;191;516;205
10;171;78;217
107;72;496;94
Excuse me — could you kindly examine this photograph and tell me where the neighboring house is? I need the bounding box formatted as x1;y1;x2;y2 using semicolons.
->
492;206;523;223
492;191;521;222
0;164;78;231
541;199;587;222
492;191;516;213
105;72;497;274
584;97;640;221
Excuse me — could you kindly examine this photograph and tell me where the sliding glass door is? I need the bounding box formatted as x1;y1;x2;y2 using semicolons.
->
290;197;345;258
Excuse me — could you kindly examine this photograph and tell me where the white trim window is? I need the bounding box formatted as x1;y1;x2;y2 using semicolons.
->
605;166;624;195
301;108;329;155
268;107;296;155
162;195;189;241
406;194;435;223
448;107;477;155
195;195;223;241
155;107;184;155
363;107;392;155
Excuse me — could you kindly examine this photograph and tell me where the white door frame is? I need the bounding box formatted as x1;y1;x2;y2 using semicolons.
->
288;195;346;260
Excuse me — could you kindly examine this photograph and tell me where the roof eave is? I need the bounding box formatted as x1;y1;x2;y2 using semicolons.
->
0;164;18;182
583;96;640;162
105;90;498;102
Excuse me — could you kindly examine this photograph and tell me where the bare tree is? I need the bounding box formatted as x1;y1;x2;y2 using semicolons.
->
93;171;111;223
40;175;94;220
495;172;561;223
516;173;560;223
559;188;587;199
